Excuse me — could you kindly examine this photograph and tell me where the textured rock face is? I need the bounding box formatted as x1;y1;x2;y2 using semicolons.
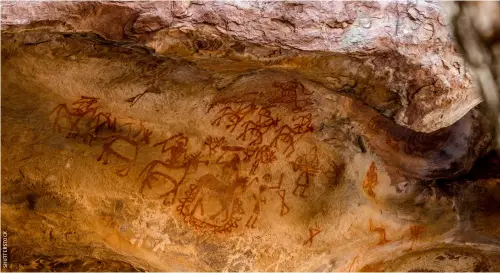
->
1;1;499;272
1;1;483;132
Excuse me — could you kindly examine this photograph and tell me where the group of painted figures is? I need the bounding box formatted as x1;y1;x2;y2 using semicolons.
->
49;80;341;233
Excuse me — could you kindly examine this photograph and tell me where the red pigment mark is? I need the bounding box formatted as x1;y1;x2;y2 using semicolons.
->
303;226;322;246
362;162;378;199
369;218;389;245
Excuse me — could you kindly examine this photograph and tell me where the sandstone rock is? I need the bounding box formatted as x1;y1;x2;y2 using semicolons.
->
1;1;483;132
1;1;499;272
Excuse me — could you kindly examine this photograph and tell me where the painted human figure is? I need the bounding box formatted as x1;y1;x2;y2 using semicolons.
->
237;106;280;145
216;148;244;182
271;113;314;157
245;184;267;228
153;133;189;166
291;148;320;198
245;173;287;228
202;136;226;157
140;133;209;204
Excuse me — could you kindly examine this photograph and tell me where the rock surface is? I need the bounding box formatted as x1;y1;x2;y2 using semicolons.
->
1;1;483;132
447;1;500;148
1;1;499;272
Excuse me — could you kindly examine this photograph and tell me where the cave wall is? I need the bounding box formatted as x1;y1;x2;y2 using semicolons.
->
1;1;500;272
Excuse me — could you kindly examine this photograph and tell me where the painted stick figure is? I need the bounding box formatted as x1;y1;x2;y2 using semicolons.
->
291;148;320;198
245;185;267;228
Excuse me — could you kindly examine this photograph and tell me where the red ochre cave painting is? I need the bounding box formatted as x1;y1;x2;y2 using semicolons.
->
271;112;314;157
209;79;316;158
202;136;226;157
245;173;289;228
303;223;322;246
322;160;345;185
362;162;378;200
212;101;257;133
139;133;209;205
97;124;152;176
49;81;338;235
187;79;321;233
369;218;390;246
270;79;315;113
50;96;117;145
291;148;321;198
237;106;280;146
50;96;154;176
176;153;248;233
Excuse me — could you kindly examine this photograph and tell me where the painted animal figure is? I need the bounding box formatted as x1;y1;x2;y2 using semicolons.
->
72;96;100;111
51;96;118;146
188;174;248;225
138;152;208;204
270;80;314;112
97;126;152;176
63;109;98;142
82;112;116;145
50;96;99;136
